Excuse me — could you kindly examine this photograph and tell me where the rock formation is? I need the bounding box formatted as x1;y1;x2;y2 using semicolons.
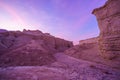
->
65;0;120;69
92;0;120;60
0;29;73;66
0;0;120;79
92;0;120;68
65;37;102;64
79;37;98;45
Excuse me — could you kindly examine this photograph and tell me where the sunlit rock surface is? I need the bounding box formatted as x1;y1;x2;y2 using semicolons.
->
92;0;120;68
79;37;98;45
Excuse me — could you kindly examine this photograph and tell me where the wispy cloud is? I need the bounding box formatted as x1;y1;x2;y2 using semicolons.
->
0;2;24;24
0;1;29;30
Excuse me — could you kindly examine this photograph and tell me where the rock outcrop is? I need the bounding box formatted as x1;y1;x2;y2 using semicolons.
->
0;29;73;66
92;0;120;60
65;37;102;64
79;37;98;45
64;0;120;69
92;0;120;68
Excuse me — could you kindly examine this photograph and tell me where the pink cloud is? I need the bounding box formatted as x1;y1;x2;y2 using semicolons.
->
0;1;27;29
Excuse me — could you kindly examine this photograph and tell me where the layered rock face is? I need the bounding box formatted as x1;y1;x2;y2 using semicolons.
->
92;0;120;68
0;29;73;66
79;37;98;45
65;37;102;63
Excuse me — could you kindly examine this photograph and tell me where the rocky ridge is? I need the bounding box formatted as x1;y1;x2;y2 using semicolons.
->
0;29;73;66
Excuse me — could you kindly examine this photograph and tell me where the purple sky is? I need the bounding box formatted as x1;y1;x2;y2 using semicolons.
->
0;0;107;44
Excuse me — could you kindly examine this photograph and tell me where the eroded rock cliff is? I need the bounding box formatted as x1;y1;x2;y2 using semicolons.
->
92;0;120;68
65;0;120;69
92;0;120;60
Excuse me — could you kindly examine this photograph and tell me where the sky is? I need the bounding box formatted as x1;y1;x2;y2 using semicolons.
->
0;0;107;44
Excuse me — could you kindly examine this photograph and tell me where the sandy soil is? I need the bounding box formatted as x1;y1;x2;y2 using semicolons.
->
0;53;120;80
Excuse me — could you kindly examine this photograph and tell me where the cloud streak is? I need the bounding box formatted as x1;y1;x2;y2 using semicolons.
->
0;2;25;25
0;1;30;30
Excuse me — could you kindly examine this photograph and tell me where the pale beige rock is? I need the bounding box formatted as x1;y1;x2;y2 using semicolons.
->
92;0;120;68
92;0;120;59
66;0;120;69
79;37;98;45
